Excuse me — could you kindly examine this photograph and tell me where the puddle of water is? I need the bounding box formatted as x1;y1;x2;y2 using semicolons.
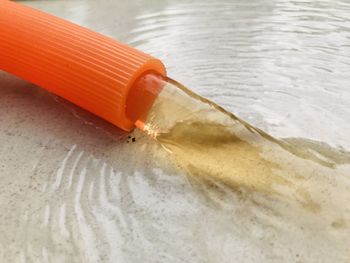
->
1;0;350;262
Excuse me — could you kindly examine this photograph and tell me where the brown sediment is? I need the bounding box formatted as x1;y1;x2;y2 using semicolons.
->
157;120;288;195
331;219;347;229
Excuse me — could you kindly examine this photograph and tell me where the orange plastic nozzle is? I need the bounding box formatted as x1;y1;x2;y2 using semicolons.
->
0;0;166;131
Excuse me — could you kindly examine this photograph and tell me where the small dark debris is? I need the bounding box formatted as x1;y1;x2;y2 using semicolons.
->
126;135;136;143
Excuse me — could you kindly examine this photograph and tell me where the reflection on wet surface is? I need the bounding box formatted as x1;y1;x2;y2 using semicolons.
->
1;0;350;262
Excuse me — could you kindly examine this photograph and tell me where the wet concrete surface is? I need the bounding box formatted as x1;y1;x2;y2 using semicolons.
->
1;0;350;262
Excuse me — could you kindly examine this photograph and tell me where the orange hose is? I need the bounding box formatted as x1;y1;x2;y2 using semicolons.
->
0;0;166;131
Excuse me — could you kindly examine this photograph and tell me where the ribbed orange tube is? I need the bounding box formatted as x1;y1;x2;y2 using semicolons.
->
0;0;166;131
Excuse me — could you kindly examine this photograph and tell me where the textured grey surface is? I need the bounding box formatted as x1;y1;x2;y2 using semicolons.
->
1;0;350;262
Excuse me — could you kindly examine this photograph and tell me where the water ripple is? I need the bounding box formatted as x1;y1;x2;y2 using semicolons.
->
128;0;350;146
